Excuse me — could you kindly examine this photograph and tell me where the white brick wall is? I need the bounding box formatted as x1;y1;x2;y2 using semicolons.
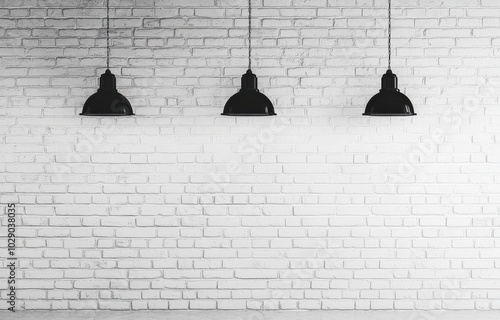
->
1;0;500;311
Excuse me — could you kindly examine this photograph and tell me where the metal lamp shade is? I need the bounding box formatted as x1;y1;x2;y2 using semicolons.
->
80;69;134;116
363;70;416;116
222;70;276;116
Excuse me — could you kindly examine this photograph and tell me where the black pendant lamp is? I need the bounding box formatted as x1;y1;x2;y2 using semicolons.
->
363;0;416;116
80;0;134;116
222;0;276;116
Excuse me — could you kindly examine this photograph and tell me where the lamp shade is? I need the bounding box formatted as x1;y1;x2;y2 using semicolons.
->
80;69;134;116
222;70;276;116
363;70;416;116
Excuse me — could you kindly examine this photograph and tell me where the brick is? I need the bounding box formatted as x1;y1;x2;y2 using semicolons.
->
2;0;500;312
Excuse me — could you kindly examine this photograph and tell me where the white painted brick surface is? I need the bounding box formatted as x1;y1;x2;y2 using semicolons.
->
1;0;500;311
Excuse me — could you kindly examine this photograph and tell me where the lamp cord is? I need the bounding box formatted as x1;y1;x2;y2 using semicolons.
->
106;0;110;70
248;0;252;70
388;0;391;70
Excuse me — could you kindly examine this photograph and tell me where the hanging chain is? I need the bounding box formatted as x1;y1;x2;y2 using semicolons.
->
388;0;391;70
106;0;110;70
248;0;252;70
